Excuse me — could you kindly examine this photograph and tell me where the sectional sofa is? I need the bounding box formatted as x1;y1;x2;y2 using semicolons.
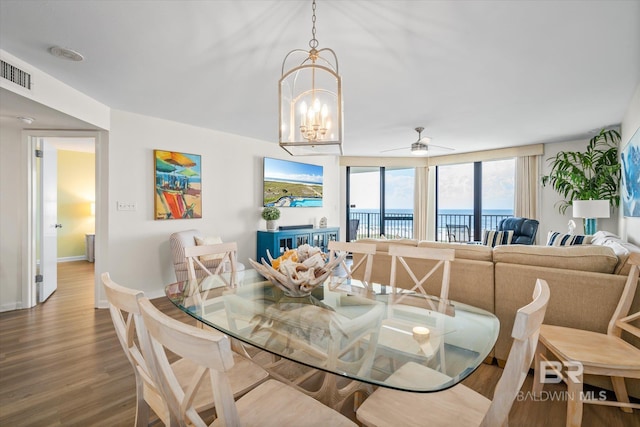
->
351;233;640;397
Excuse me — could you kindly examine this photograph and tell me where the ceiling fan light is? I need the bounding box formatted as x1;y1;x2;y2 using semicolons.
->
411;142;428;155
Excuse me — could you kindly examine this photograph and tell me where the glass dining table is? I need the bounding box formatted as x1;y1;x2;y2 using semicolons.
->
165;269;499;409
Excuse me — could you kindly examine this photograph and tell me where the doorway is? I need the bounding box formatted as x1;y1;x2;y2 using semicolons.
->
27;131;98;308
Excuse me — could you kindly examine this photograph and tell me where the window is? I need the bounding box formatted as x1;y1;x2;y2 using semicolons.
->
347;167;415;239
436;159;515;241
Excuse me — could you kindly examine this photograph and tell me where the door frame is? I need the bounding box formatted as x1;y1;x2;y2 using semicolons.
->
22;129;106;309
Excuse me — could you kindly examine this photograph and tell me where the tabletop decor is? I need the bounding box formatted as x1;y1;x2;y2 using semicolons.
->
249;244;345;297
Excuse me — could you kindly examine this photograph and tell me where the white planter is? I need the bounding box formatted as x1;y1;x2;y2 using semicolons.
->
266;220;278;231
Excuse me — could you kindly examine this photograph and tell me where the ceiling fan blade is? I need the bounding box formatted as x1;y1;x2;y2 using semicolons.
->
427;143;455;151
380;146;409;153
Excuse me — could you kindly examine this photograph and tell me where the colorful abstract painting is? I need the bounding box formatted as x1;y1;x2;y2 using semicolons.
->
154;150;202;220
621;127;640;217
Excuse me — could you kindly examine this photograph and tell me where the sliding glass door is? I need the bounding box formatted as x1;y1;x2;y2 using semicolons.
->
436;159;515;241
347;167;414;240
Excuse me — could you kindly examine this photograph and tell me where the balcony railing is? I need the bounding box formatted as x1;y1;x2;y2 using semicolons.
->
349;212;513;241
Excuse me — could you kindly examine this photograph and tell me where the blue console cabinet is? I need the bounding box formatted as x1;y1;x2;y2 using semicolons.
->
256;227;339;262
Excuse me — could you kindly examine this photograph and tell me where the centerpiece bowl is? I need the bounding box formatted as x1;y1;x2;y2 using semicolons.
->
249;244;346;297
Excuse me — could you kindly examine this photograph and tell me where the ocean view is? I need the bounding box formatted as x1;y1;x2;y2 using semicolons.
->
351;208;514;215
350;208;514;240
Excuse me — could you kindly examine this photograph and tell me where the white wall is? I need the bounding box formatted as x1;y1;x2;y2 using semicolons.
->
103;109;340;303
539;139;619;242
620;82;640;245
0;125;23;310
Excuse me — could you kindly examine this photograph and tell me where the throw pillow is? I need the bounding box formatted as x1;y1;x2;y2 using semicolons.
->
546;231;593;246
194;235;225;260
482;230;514;247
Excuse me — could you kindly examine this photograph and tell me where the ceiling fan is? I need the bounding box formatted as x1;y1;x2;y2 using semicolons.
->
381;127;454;156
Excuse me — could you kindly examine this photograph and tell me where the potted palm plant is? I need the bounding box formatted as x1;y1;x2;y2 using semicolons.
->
541;128;621;215
261;206;281;231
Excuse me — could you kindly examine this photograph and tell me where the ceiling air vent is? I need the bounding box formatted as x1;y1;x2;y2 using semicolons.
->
1;60;32;90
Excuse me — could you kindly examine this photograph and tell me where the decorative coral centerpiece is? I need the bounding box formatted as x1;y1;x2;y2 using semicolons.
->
249;244;345;297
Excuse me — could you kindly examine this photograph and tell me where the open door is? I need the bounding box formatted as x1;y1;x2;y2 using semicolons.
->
38;139;58;302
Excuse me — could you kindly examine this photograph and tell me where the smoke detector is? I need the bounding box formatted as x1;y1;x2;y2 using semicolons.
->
49;46;84;62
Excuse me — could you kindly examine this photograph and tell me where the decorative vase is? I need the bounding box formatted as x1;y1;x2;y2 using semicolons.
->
266;220;278;231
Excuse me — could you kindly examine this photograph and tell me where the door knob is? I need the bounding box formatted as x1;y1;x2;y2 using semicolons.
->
55;224;63;228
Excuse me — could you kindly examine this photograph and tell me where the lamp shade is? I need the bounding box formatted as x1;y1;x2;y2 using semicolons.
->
572;200;610;219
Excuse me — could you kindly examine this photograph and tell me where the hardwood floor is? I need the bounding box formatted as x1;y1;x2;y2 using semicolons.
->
0;261;638;426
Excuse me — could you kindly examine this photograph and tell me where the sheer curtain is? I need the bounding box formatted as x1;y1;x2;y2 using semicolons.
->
414;166;429;241
515;155;539;219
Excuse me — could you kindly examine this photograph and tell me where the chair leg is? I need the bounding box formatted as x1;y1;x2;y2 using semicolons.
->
566;372;583;427
135;379;150;427
611;376;633;413
532;341;545;396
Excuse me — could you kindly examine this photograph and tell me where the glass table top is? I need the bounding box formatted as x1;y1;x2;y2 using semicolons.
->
165;269;499;393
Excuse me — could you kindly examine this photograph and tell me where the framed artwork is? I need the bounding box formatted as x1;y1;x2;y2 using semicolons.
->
154;150;202;220
621;126;640;217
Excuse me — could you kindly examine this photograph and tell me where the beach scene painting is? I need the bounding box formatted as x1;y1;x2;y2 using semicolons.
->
154;150;202;220
621;127;640;217
263;157;323;207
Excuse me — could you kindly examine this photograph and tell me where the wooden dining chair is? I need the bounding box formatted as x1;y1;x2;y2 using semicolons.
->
102;272;268;426
327;240;377;291
184;241;240;281
388;245;455;313
533;252;640;426
357;279;551;427
137;296;358;427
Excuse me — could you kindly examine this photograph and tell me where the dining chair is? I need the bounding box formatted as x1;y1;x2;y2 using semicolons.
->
327;240;377;291
137;296;358;427
356;278;551;427
375;246;455;378
388;245;455;313
532;252;640;426
184;241;240;282
102;272;268;426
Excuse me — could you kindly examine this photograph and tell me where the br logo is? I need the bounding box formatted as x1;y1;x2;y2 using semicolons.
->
540;360;583;384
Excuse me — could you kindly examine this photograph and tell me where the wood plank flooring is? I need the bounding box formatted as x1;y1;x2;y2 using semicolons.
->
0;261;638;426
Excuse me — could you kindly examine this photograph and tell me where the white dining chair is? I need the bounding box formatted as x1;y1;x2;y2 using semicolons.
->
327;240;377;290
357;278;551;427
137;296;358;427
102;272;268;426
184;241;240;281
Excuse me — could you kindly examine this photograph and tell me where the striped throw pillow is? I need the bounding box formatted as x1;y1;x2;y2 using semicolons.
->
482;230;514;247
546;232;593;246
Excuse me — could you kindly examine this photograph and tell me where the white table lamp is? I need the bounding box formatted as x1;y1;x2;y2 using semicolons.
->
572;200;610;235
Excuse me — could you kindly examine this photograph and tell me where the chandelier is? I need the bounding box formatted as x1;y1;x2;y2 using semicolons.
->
279;0;343;156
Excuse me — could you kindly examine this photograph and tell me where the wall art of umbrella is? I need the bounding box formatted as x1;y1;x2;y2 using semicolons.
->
154;150;202;220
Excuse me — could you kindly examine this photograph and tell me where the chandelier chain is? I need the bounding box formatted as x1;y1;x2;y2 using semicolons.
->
309;0;319;49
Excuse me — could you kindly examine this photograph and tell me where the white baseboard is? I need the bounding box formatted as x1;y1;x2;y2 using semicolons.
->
58;256;89;263
0;302;23;312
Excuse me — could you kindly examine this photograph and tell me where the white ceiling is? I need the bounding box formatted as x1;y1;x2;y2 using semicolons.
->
1;0;639;157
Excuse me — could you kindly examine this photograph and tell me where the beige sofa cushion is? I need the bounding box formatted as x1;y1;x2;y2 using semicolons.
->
493;245;618;274
418;241;493;262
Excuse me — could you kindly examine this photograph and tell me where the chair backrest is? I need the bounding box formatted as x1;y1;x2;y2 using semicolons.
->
184;242;239;280
497;217;539;245
610;252;640;338
138;297;241;426
388;245;454;312
481;279;550;427
327;241;377;289
101;272;168;423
